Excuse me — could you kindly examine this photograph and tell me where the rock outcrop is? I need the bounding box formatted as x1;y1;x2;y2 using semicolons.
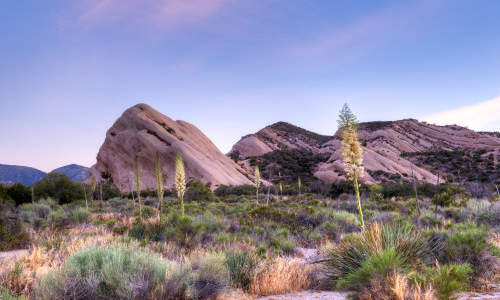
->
230;119;500;184
89;104;252;192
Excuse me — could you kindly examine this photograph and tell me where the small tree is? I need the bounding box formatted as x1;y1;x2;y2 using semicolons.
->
135;156;142;220
254;165;261;205
155;152;165;222
175;152;186;216
338;104;365;230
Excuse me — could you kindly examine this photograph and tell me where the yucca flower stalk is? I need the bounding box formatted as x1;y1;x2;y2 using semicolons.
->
155;152;165;222
99;182;103;205
278;171;283;201
175;152;186;216
82;183;88;213
254;165;261;205
298;176;302;200
338;104;365;230
135;155;142;220
91;176;96;206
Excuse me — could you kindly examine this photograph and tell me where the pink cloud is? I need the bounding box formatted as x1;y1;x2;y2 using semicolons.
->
75;0;231;29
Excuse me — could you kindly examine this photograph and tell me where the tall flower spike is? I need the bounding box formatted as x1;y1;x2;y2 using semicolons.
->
254;165;261;205
175;152;186;216
338;103;365;230
155;152;164;221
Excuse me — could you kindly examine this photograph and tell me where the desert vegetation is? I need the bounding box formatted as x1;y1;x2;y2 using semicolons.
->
0;106;499;300
1;174;499;299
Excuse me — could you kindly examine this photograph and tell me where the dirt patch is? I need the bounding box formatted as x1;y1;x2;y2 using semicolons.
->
257;290;348;300
0;249;29;261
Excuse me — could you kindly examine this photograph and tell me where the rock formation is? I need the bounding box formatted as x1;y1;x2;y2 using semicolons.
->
89;104;252;192
229;119;500;184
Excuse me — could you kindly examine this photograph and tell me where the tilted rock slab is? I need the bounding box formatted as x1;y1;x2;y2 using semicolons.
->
89;104;252;192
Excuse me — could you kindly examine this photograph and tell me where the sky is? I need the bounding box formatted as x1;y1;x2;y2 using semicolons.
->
1;0;500;172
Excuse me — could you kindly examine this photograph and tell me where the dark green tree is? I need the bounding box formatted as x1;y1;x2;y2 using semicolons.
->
6;183;31;205
33;173;84;204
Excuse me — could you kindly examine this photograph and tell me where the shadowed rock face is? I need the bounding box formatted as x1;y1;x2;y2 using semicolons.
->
89;104;252;192
230;119;500;184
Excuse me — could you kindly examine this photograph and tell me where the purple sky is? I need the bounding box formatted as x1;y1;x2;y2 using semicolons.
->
1;0;499;172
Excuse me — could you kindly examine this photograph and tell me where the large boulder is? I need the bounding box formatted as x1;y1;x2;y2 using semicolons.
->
89;104;252;192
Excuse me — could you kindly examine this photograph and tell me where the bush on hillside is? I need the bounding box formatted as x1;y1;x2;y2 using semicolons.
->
5;184;32;205
36;245;167;299
325;221;437;292
185;181;216;202
33;173;83;204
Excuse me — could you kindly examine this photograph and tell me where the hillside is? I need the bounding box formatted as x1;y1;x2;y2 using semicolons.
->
51;164;90;182
230;119;500;185
0;164;46;186
89;103;252;192
0;164;91;186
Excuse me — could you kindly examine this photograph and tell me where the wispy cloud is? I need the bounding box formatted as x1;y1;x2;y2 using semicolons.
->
73;0;231;29
423;96;500;131
289;0;445;59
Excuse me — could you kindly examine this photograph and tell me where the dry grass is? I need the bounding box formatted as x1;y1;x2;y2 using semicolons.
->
0;225;115;298
249;257;315;296
359;272;436;300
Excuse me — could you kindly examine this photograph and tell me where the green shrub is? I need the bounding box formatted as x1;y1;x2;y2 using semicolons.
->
69;207;89;224
0;288;27;300
36;244;168;299
193;253;229;299
225;251;258;291
133;205;156;219
33;173;84;204
48;208;68;227
0;217;30;251
129;220;146;240
443;222;489;265
105;218;117;229
112;225;127;235
6;183;32;205
164;215;203;248
185;181;216;202
426;264;472;300
325;222;436;290
337;248;406;290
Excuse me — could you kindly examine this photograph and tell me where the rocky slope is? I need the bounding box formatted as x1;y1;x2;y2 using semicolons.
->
229;119;500;184
89;103;252;192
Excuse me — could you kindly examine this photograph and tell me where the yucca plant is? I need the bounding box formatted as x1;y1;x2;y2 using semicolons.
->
175;152;186;216
135;155;142;220
91;176;96;207
155;152;165;222
325;222;437;291
82;183;88;213
99;182;103;204
338;104;365;230
278;171;283;201
298;176;302;200
254;165;261;205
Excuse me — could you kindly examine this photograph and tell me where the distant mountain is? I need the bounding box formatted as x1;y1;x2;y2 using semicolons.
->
0;164;46;186
0;164;90;187
230;119;500;185
51;164;90;182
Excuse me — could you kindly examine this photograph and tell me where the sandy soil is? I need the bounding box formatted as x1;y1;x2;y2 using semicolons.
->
257;291;348;300
0;249;29;261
